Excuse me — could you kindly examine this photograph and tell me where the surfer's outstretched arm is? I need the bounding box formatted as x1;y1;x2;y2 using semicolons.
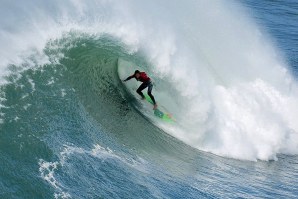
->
123;75;134;82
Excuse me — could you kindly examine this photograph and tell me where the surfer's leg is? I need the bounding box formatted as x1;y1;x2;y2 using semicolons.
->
136;82;147;99
147;83;156;105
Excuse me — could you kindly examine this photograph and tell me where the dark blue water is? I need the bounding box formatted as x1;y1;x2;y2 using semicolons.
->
243;0;298;74
0;0;298;198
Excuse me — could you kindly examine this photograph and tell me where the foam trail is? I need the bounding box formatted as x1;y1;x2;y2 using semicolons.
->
1;0;298;161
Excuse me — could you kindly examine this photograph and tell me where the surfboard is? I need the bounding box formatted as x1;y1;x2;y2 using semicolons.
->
144;94;174;122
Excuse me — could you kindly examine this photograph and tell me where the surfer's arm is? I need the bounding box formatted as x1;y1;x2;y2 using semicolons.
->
123;75;134;82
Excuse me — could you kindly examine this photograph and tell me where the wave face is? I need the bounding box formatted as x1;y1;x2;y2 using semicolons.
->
1;1;298;197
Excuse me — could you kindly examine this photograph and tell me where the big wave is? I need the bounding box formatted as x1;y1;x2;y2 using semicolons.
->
1;0;298;161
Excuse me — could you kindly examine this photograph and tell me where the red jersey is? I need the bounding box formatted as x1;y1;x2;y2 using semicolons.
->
126;72;151;82
136;72;150;82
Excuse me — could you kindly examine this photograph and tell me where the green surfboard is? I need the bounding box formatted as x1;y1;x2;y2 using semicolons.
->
144;94;174;122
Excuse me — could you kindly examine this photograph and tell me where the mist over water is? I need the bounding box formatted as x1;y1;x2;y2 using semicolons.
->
1;0;298;161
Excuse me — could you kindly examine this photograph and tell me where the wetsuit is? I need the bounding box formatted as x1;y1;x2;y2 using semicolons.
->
124;72;156;105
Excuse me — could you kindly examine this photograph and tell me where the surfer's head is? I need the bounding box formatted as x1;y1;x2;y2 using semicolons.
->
134;70;141;78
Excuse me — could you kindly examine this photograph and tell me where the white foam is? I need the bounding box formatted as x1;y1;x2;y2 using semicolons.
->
39;143;149;198
39;160;71;198
60;144;147;172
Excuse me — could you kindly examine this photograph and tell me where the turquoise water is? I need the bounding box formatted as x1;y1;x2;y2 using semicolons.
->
1;0;298;198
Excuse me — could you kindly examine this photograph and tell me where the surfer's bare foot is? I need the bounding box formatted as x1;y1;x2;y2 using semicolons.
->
153;104;158;110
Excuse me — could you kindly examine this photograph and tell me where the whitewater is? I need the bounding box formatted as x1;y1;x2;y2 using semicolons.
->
1;0;298;198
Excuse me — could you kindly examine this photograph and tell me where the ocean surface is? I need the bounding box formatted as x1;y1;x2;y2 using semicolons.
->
0;0;298;198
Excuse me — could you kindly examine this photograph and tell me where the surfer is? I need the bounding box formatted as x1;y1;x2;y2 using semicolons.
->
124;70;158;110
